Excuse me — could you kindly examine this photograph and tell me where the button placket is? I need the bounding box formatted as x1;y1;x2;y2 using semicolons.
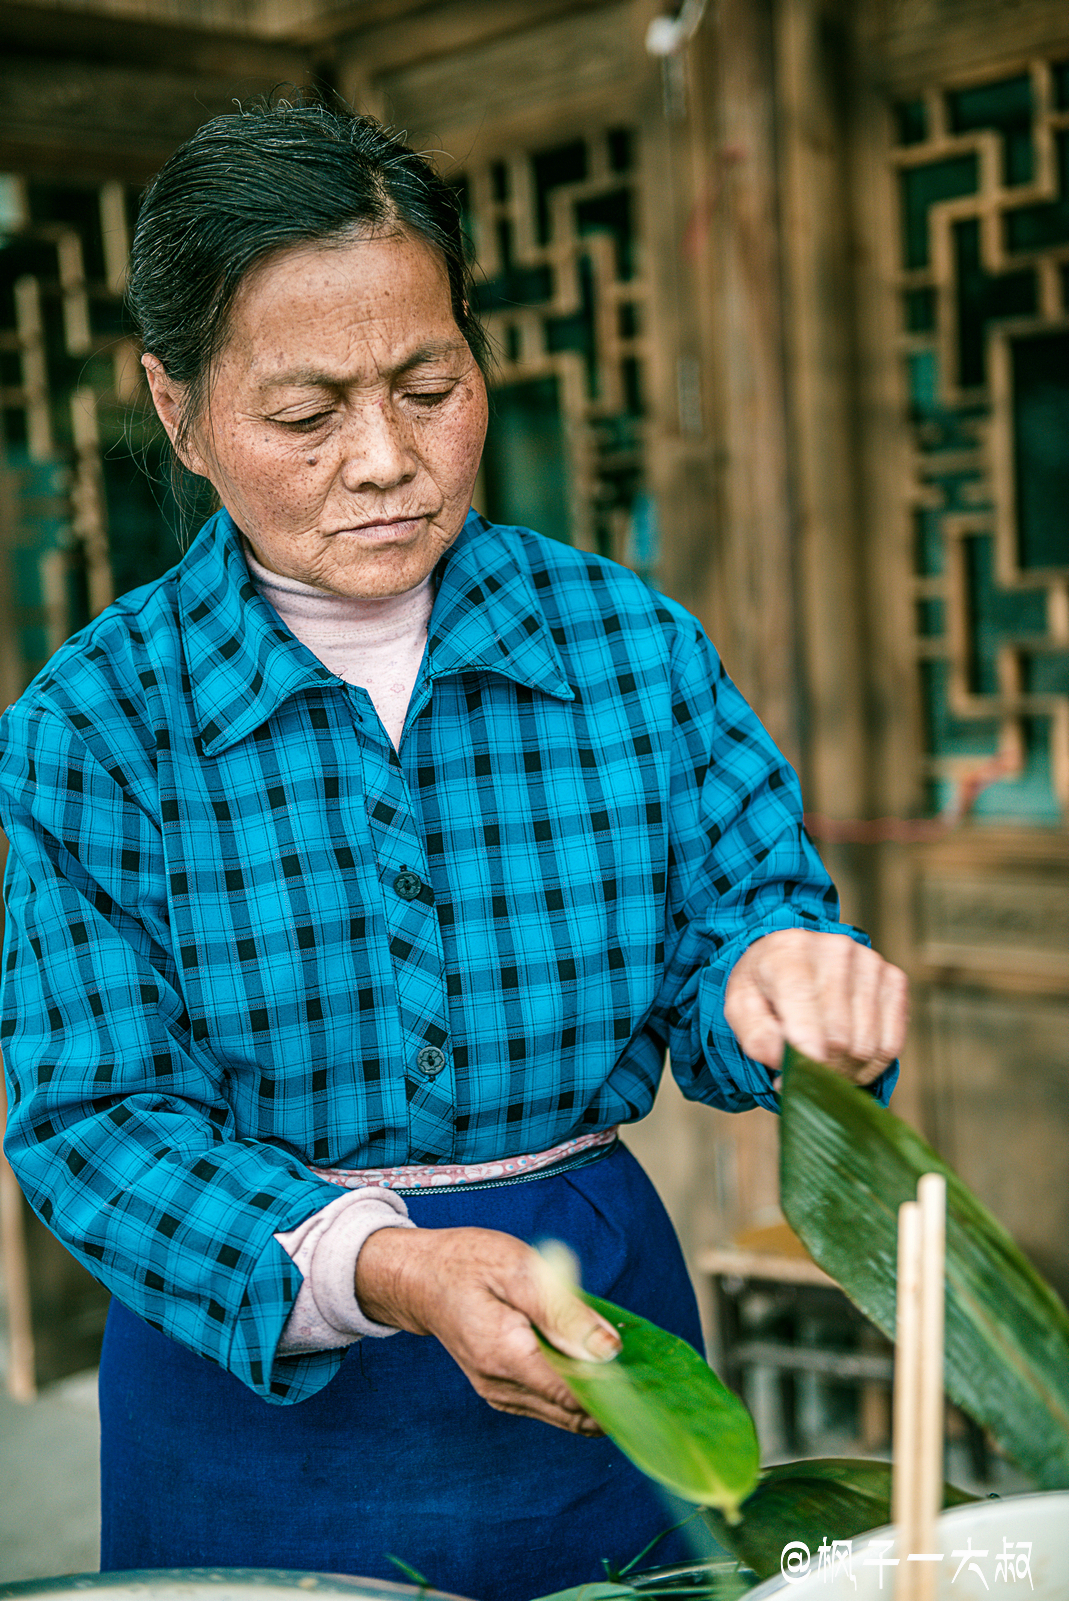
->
357;732;454;1159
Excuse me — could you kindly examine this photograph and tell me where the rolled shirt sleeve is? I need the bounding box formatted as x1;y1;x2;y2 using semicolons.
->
652;626;898;1113
0;702;350;1404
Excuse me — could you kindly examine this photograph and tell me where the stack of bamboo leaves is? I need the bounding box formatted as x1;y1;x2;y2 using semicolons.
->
534;1049;1069;1594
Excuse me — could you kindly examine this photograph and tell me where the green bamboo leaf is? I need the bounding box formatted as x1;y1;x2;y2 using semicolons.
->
703;1458;974;1581
627;1562;752;1600
779;1047;1069;1488
537;1292;760;1520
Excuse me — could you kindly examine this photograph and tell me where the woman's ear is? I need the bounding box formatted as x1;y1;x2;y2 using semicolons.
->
142;354;207;476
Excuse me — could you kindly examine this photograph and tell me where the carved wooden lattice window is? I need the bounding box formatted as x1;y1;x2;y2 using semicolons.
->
456;127;653;571
0;174;187;694
895;61;1069;821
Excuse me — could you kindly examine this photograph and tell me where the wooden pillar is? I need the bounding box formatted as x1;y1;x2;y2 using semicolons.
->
774;0;877;933
671;0;892;1237
0;1070;36;1401
664;0;802;1241
694;0;801;770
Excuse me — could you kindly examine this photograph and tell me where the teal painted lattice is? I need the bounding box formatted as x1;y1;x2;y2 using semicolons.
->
456;128;652;572
896;60;1069;821
0;175;183;693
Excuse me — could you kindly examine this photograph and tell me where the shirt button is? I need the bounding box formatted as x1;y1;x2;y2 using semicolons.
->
394;870;425;901
416;1046;447;1078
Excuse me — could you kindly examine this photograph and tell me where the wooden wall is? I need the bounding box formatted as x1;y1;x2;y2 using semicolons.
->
0;1;316;180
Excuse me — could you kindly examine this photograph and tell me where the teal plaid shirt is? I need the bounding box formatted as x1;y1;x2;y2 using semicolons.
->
0;508;892;1401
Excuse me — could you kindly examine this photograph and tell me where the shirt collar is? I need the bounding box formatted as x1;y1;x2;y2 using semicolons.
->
177;509;573;756
426;512;574;703
178;509;339;756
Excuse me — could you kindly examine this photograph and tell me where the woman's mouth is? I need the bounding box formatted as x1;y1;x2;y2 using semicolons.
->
329;516;428;542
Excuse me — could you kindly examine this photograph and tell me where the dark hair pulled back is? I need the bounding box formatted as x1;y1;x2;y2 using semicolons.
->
127;98;489;454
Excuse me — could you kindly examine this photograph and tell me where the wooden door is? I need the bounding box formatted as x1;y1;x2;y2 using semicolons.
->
758;0;1069;1302
860;4;1069;1302
617;0;1069;1303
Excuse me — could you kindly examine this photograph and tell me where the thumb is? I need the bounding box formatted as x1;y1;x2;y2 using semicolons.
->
531;1243;622;1363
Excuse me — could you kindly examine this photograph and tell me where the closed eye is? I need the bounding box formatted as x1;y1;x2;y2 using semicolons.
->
276;411;334;432
403;387;455;407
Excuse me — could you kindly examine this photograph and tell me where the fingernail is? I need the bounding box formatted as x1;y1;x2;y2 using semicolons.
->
584;1325;621;1362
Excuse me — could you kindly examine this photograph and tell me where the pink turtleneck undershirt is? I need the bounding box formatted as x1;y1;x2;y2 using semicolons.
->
244;541;435;747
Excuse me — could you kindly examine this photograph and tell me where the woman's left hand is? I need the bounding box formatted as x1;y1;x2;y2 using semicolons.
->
723;929;909;1086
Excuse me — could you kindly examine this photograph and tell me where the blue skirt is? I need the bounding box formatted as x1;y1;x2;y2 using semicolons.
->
99;1143;705;1600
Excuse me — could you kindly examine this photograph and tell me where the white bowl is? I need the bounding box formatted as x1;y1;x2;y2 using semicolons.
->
0;1573;468;1601
747;1491;1069;1598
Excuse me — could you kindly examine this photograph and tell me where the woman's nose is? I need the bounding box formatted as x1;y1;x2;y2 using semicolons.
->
338;401;416;491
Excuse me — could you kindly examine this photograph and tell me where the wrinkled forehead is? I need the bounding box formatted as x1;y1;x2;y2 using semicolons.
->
214;229;465;390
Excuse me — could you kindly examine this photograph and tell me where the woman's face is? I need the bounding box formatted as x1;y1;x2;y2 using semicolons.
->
145;228;489;598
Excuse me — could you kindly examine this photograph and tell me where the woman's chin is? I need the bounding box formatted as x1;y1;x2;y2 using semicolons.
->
310;540;443;599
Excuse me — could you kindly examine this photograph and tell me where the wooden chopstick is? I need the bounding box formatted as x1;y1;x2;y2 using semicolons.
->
893;1199;922;1601
916;1175;947;1600
892;1174;946;1601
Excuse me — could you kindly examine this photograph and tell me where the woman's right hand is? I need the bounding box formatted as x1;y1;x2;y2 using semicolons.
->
354;1225;621;1433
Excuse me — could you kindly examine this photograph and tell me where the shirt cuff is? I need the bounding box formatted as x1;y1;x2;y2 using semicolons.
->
274;1187;416;1355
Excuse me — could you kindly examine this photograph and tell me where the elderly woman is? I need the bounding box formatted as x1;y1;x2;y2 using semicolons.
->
0;105;906;1597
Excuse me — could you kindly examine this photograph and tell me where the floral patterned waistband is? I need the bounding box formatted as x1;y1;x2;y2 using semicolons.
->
310;1126;620;1193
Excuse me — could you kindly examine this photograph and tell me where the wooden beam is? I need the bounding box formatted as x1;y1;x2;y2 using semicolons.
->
289;0;613;64
879;0;1069;91
0;0;312;76
0;54;320;182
